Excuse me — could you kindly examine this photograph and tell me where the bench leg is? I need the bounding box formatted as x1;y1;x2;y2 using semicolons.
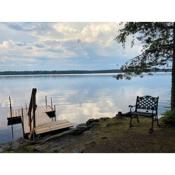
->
136;115;140;123
149;117;154;134
156;117;160;127
129;115;133;128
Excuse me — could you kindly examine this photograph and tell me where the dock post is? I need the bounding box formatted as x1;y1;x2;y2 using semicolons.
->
32;88;37;140
45;96;47;108
32;89;37;129
51;98;53;110
28;88;37;140
9;96;14;141
54;105;56;121
21;108;25;138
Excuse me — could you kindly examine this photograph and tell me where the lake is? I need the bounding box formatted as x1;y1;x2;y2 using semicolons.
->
0;73;171;144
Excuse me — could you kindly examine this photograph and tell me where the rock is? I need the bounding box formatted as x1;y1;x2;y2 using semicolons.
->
86;119;100;126
83;130;92;135
70;119;99;136
71;124;90;135
100;117;110;121
77;123;88;128
116;111;123;119
101;136;108;140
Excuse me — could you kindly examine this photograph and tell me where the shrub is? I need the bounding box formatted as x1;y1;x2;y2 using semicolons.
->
162;110;175;127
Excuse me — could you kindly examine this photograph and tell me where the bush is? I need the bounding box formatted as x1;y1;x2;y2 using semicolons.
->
162;110;175;126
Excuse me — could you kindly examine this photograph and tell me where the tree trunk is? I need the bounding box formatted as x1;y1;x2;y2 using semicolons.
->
171;22;175;110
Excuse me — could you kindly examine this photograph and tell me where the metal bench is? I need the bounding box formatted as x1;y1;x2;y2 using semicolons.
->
128;95;160;133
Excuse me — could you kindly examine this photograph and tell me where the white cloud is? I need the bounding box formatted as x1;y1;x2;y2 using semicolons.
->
81;23;117;43
53;23;77;34
0;40;14;49
35;23;119;49
0;22;143;70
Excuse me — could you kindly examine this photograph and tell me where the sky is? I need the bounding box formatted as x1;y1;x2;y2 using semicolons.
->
0;22;142;71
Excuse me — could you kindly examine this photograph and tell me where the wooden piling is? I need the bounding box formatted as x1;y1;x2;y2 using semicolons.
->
21;108;25;138
9;96;14;140
45;96;47;108
9;96;13;117
51;98;53;110
28;88;37;139
32;89;37;130
54;105;56;121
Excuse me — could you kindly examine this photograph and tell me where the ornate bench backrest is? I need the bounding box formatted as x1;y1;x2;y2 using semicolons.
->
135;95;159;114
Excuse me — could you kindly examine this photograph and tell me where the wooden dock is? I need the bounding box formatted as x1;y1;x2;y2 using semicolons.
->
7;88;73;139
12;106;73;136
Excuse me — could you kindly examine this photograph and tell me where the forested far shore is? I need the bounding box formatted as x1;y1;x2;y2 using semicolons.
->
0;68;172;75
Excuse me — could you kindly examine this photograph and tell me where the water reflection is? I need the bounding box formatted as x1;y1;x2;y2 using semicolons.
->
0;73;171;143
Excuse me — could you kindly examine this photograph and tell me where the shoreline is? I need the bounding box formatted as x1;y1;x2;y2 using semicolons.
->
1;116;175;153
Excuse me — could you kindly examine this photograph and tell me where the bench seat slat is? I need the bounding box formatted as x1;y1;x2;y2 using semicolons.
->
130;112;155;117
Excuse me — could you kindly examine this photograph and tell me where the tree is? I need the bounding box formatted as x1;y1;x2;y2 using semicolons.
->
116;22;175;111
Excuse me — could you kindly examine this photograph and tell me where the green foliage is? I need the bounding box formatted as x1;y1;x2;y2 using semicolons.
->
162;110;175;126
116;22;174;79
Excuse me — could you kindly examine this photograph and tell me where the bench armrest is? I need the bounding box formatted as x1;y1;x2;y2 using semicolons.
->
128;105;135;112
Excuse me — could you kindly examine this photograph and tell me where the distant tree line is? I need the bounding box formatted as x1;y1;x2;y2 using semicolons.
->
0;68;171;75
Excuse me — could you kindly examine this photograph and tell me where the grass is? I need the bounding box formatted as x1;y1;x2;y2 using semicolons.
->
2;116;175;153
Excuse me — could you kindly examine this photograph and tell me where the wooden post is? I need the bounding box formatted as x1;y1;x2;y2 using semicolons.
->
28;109;32;133
54;105;56;121
21;108;25;138
9;96;14;141
28;88;37;139
32;89;37;130
45;96;47;108
9;96;13;117
51;98;53;110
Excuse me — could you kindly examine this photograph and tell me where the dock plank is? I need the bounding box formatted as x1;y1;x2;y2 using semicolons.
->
10;105;73;136
35;120;73;135
22;106;55;134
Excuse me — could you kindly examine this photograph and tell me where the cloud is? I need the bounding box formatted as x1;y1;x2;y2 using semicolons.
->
0;22;143;70
0;40;14;49
81;23;117;43
53;23;77;34
34;23;119;48
0;38;77;63
5;22;54;33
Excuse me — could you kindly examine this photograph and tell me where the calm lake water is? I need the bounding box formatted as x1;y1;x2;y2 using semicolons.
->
0;73;171;144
